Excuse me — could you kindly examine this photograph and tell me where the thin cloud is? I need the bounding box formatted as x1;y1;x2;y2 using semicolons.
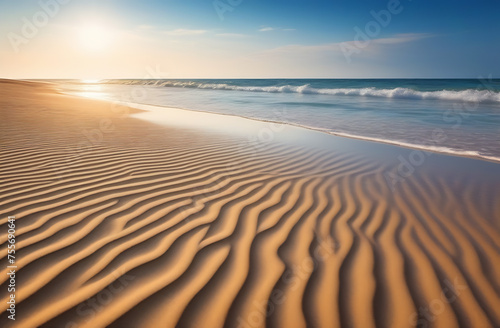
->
216;33;250;38
165;29;207;36
371;33;433;44
259;27;274;32
261;33;432;55
258;26;295;32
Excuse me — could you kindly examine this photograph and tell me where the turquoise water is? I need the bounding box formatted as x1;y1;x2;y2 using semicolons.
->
59;79;500;161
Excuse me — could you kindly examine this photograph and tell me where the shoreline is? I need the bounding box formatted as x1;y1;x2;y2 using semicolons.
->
84;96;500;165
20;76;498;164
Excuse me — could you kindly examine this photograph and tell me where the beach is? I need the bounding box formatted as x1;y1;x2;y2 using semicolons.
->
0;79;499;327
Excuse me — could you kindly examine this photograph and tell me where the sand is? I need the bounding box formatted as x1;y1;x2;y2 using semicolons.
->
0;79;499;328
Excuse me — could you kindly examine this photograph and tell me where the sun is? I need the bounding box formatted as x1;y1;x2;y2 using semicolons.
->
78;24;113;52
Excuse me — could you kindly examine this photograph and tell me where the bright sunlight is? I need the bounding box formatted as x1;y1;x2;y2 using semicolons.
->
78;24;113;52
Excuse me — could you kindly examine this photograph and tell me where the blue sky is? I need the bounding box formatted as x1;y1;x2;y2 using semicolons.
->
0;0;499;78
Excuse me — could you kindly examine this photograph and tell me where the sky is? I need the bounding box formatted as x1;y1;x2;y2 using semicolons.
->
0;0;499;79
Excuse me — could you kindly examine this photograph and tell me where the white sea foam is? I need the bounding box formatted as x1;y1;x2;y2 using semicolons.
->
328;132;500;163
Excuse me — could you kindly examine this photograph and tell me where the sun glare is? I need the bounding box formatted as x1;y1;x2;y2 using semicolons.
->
78;24;112;52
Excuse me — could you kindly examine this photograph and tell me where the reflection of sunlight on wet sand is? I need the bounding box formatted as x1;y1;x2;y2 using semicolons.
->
129;102;299;141
128;102;394;160
131;103;267;136
127;102;344;150
74;82;107;99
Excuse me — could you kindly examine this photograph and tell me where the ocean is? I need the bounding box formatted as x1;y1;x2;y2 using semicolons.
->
57;79;500;162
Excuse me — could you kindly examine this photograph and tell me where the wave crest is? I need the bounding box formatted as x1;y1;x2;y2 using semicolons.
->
103;80;500;103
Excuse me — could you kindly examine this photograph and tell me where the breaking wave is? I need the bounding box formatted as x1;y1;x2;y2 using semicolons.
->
103;80;500;103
